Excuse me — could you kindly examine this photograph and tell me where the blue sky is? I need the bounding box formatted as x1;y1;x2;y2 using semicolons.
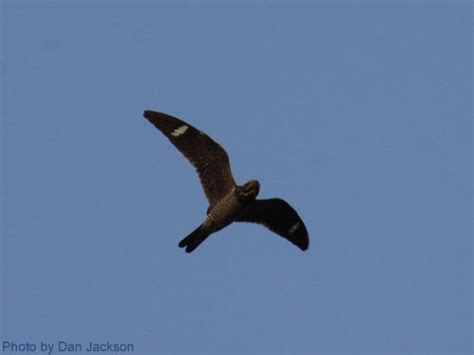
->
1;1;472;354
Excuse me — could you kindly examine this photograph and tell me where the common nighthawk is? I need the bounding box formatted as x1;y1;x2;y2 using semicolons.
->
144;110;309;253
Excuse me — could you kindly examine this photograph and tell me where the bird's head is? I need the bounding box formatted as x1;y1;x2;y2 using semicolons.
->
237;180;260;201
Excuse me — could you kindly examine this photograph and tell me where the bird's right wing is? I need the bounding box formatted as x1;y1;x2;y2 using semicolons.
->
144;110;237;207
236;198;309;251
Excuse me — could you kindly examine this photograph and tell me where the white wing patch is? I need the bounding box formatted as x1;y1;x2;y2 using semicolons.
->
288;222;300;235
171;125;189;137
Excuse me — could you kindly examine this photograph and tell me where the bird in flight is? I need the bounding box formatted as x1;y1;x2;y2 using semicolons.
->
143;110;309;253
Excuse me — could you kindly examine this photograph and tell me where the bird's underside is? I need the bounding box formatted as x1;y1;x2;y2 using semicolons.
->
143;110;309;253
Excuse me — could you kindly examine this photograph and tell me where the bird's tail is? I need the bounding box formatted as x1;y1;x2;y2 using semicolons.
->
178;224;210;253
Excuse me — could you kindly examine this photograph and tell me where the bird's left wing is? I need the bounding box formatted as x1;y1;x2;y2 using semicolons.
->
143;110;237;207
236;198;309;251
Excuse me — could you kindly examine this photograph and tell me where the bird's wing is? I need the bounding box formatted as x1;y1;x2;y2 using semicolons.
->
144;110;237;207
236;198;309;251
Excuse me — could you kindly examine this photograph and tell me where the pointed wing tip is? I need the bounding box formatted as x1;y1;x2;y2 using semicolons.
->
300;229;310;251
300;243;309;251
143;110;170;127
296;237;309;251
143;110;154;119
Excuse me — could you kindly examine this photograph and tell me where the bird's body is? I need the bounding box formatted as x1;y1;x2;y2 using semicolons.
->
143;110;309;253
204;180;260;232
205;189;247;233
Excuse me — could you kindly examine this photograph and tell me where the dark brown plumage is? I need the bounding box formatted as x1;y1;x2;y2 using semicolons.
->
143;110;309;253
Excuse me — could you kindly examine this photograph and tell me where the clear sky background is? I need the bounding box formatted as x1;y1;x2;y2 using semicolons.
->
1;1;472;354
